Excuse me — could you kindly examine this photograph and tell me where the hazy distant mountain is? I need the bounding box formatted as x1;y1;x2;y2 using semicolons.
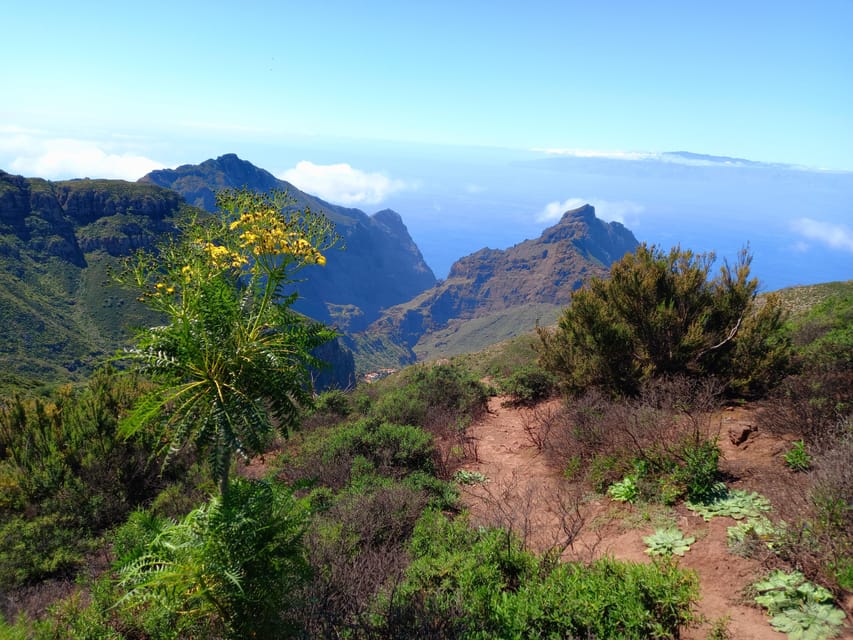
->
141;154;436;331
355;204;639;368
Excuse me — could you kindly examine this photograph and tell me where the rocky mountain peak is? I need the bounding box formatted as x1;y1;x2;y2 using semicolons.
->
364;203;639;358
562;203;597;222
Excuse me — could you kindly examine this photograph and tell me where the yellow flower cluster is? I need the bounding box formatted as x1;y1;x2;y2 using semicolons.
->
229;208;326;266
139;281;176;300
155;282;176;294
202;242;248;270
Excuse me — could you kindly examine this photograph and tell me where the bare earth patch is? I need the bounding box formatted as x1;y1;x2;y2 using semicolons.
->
456;396;852;639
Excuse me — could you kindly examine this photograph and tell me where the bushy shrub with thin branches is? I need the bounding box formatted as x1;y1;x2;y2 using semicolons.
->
537;244;790;397
387;510;698;639
544;376;724;504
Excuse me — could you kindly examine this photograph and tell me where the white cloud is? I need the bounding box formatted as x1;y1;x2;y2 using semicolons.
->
534;147;658;161
0;124;47;136
1;130;164;180
537;197;644;226
791;218;853;252
278;161;409;206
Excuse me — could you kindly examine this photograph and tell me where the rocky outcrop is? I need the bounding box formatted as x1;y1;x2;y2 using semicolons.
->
0;172;188;265
365;204;639;351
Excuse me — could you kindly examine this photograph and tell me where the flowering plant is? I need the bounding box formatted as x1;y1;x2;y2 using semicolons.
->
116;189;339;494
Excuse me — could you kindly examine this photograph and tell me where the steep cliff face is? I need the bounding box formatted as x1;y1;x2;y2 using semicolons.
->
0;175;85;266
362;204;639;362
141;154;437;331
0;173;186;264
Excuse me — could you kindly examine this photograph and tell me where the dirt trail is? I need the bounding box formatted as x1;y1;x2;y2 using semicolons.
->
458;396;799;640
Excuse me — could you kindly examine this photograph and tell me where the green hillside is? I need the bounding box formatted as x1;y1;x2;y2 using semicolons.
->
0;173;185;392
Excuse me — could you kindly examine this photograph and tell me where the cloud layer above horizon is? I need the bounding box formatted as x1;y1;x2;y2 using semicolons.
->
0;128;163;180
279;161;410;206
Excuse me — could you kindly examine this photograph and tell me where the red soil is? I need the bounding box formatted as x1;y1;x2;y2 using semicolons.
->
457;396;852;640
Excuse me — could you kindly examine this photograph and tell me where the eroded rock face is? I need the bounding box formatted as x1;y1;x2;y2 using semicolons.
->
1;171;186;266
367;204;640;349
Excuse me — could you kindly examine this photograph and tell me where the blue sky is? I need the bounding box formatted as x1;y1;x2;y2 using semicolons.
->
2;1;851;288
3;0;852;171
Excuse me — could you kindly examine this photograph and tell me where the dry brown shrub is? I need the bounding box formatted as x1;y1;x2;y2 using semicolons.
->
299;485;428;637
462;470;588;559
519;403;560;452
427;405;481;479
758;370;853;446
543;377;723;479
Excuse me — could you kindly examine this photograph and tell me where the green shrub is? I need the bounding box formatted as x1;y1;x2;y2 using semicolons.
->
312;389;352;417
391;511;698;639
0;514;93;589
371;387;427;426
407;363;489;417
791;288;853;372
403;471;458;510
322;418;435;478
372;363;489;431
537;244;791;396
675;437;722;503
0;368;184;590
523;557;698;639
118;478;310;639
498;365;556;406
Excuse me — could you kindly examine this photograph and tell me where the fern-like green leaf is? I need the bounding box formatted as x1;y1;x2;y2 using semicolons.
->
118;389;165;439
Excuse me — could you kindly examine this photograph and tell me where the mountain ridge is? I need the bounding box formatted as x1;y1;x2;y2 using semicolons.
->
0;171;190;384
141;154;436;331
2;156;640;385
354;204;639;369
